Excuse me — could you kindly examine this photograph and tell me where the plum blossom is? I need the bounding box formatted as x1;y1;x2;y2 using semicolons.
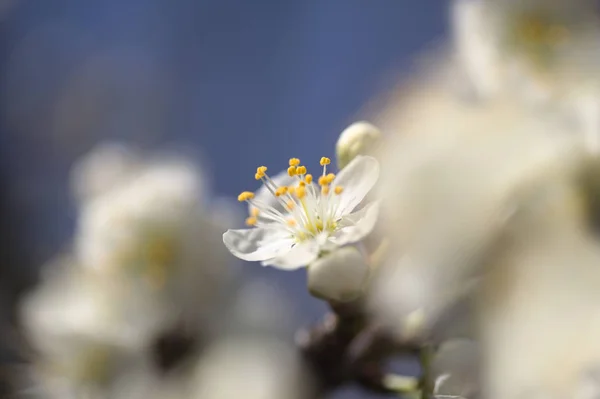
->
223;155;379;269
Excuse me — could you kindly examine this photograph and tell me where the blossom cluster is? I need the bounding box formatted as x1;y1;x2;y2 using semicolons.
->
19;143;306;399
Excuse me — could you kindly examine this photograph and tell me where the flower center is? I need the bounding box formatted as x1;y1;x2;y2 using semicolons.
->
238;157;345;242
508;12;569;67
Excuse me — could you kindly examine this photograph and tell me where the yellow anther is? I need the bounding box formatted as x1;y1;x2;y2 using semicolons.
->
287;219;297;226
298;181;306;187
315;220;323;231
295;185;307;198
305;174;313;184
320;157;331;166
289;158;300;166
245;216;257;226
334;186;344;195
287;186;296;196
286;200;295;210
238;191;255;202
321;185;330;195
326;173;336;183
255;166;268;179
250;208;260;217
288;166;297;176
275;186;288;197
318;176;329;186
296;165;307;175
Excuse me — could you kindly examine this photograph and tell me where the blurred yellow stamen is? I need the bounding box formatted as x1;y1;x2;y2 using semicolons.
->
320;157;331;166
287;219;297;226
326;173;335;183
296;165;307;175
289;158;300;166
245;216;257;226
334;186;344;195
298;181;306;187
288;186;296;196
286;200;295;210
296;185;307;198
322;185;330;195
305;174;313;184
275;186;288;197
318;176;329;186
288;166;297;176
250;208;260;217
238;191;255;201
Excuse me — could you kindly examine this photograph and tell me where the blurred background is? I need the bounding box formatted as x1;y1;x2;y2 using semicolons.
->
0;1;445;397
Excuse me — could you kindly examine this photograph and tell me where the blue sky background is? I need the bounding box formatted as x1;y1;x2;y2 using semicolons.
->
0;1;446;397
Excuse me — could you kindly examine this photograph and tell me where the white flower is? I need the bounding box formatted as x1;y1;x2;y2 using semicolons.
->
73;146;232;325
190;338;307;399
20;259;167;398
452;0;600;104
70;141;143;204
223;155;379;269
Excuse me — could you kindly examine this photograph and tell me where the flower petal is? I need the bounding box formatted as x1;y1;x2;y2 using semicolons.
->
330;201;379;246
332;155;379;217
223;228;293;262
250;171;296;216
260;240;319;270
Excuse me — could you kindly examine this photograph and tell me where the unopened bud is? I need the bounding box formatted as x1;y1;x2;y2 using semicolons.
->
336;121;382;169
307;246;369;303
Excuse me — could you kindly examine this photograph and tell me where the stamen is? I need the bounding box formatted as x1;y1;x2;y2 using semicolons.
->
326;173;335;184
298;181;306;187
334;186;344;195
286;200;295;210
320;157;331;177
315;220;323;231
245;216;257;226
289;158;300;166
318;176;329;186
238;191;255;202
255;166;268;180
296;165;307;175
250;208;260;217
287;219;297;226
275;186;288;197
305;174;313;184
295;185;307;199
288;186;296;196
288;166;297;176
321;185;330;195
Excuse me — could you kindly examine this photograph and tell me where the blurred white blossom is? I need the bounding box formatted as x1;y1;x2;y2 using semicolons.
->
70;142;143;204
20;258;166;398
452;0;600;152
74;147;232;325
190;337;306;399
453;0;600;102
223;154;379;269
369;87;600;397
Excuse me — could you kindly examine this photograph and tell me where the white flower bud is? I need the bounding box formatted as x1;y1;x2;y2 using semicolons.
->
307;246;369;303
336;121;381;169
